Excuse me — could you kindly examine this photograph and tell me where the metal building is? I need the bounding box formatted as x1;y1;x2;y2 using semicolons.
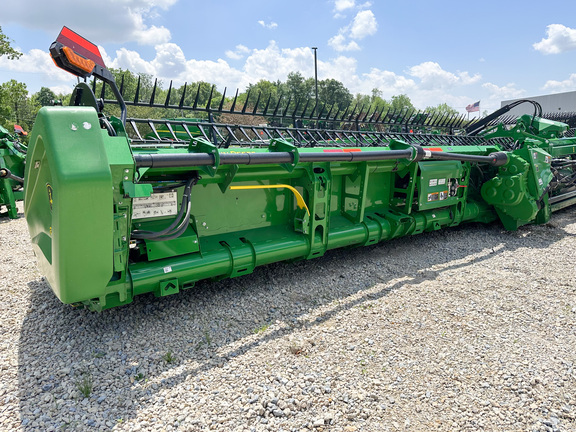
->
501;91;576;117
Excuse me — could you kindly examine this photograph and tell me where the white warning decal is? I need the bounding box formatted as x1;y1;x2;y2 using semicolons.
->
132;192;178;219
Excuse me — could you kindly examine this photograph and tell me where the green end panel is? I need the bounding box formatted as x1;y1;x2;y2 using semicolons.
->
24;107;114;304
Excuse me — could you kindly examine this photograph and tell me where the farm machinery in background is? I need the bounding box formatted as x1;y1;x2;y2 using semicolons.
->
22;27;576;310
0;124;26;219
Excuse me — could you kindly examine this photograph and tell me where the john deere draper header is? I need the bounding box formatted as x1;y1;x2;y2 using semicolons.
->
23;27;576;310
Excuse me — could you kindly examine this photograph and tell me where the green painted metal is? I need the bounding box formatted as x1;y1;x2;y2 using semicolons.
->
21;48;576;310
37;26;576;311
0;125;26;219
23;97;576;311
24;107;114;304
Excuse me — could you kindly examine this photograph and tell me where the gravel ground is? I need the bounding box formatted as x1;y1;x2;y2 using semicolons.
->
1;201;575;432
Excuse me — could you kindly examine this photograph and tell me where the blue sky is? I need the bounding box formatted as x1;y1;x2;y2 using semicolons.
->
1;0;576;115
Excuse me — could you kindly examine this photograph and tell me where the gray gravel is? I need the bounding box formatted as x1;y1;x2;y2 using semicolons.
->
1;201;576;431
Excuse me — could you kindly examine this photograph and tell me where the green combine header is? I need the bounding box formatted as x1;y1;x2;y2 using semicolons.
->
0;125;26;219
23;27;576;310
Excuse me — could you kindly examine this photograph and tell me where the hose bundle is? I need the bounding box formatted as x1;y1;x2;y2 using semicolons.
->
131;176;198;241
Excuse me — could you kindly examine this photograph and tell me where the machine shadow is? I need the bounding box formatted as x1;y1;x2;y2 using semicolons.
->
17;209;575;430
0;211;24;223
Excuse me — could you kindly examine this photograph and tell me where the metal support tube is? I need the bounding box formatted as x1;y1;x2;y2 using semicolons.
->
133;147;507;169
298;150;414;162
0;167;24;183
420;148;508;167
134;149;416;169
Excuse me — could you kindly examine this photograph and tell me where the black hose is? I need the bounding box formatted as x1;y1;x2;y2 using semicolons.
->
147;202;193;242
131;176;197;240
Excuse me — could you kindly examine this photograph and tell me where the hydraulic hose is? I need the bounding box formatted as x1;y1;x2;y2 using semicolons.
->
131;176;197;240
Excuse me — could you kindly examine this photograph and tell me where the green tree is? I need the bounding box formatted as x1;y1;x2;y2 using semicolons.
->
0;80;33;127
425;102;458;117
241;79;281;113
174;81;222;111
353;93;371;107
370;88;390;114
317;78;352;110
0;26;21;60
390;94;414;112
0;86;8;124
284;72;314;109
33;87;57;107
106;68;157;103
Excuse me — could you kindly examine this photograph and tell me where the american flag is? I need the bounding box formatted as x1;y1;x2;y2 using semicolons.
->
466;101;480;113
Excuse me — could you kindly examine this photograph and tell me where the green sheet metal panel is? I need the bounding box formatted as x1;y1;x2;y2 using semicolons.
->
24;107;114;304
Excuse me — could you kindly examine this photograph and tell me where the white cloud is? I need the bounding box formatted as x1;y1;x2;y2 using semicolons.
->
151;43;187;77
131;25;172;46
242;42;314;84
533;24;576;54
0;48;79;96
3;0;177;46
110;48;156;75
328;34;361;52
328;9;378;52
225;45;251;60
482;82;525;100
349;62;482;110
334;0;355;12
49;84;79;97
349;10;377;40
542;73;576;93
182;59;244;90
408;62;481;90
0;48;75;86
105;40;316;92
258;20;278;30
459;72;482;85
361;68;417;97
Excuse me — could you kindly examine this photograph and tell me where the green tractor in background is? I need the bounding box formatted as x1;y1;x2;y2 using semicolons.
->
0;124;26;218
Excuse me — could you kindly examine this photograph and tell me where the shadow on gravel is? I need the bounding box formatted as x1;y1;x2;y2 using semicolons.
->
17;208;576;430
0;212;24;223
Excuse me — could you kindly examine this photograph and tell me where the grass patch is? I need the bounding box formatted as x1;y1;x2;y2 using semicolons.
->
162;351;176;364
253;323;270;334
75;373;93;398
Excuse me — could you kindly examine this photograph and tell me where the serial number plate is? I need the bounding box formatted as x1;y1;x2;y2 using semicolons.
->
132;192;178;219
